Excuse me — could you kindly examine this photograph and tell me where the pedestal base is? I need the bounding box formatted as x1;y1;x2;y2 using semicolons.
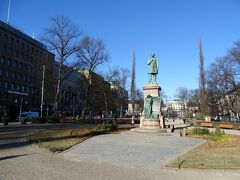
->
130;128;169;134
141;119;161;129
140;116;165;129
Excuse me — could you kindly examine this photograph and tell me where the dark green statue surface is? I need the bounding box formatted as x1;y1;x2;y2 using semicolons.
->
148;53;158;83
144;95;161;119
144;95;153;119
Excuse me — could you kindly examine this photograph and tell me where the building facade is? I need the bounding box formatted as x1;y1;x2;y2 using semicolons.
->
109;81;128;117
0;20;55;118
165;99;186;117
127;100;144;116
80;70;111;118
54;63;84;115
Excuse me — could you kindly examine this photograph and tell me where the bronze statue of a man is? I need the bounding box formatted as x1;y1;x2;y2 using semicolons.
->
148;53;158;83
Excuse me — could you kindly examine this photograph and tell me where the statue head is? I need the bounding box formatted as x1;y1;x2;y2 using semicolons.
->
146;95;152;98
151;53;155;58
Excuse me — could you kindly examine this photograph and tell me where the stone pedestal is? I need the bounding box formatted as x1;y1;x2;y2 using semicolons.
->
140;83;164;130
143;83;161;99
140;116;164;129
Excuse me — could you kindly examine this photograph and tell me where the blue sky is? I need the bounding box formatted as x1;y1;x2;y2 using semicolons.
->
1;0;240;98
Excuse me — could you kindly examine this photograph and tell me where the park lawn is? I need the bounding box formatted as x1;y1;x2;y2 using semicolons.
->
166;133;240;169
27;126;133;153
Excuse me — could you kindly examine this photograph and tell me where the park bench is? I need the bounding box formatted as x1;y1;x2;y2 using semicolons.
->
200;122;213;128
218;123;233;129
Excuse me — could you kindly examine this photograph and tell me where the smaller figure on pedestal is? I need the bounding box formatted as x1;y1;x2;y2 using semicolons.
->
144;95;153;119
148;53;158;84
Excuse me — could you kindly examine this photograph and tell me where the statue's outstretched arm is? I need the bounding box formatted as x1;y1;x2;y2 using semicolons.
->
148;58;153;65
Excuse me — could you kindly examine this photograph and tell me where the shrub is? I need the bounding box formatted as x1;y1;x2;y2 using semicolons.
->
97;119;118;131
211;127;225;137
31;117;46;124
192;127;210;135
48;117;60;123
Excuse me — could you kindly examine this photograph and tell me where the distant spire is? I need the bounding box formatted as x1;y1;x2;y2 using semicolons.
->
199;35;205;93
198;35;208;115
7;0;11;24
131;49;136;115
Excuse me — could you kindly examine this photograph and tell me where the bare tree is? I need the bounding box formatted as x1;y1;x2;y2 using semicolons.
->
41;15;82;116
227;40;240;65
206;57;239;119
130;49;136;116
113;67;130;117
100;67;120;116
76;35;110;73
76;35;110;118
175;87;189;110
135;88;144;114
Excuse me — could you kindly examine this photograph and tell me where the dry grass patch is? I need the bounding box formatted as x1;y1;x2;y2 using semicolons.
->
167;133;240;169
27;126;133;153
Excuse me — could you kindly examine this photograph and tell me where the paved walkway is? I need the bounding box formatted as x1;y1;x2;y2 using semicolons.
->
62;132;204;169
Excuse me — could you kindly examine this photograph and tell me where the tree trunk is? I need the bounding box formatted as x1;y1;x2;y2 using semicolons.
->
103;92;108;117
119;103;123;118
54;61;63;117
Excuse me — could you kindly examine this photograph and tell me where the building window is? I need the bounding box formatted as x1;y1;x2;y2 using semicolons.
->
5;70;9;77
7;59;11;66
16;40;19;47
4;34;8;42
15;51;18;58
13;61;16;68
7;71;11;78
9;48;12;55
5;82;8;89
7;82;11;89
10;37;14;45
13;72;17;79
2;46;6;53
0;57;4;64
0;69;3;76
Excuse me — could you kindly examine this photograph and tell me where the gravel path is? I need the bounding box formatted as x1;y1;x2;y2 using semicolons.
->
0;131;240;180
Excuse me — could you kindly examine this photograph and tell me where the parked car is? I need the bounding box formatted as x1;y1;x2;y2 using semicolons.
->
16;112;39;123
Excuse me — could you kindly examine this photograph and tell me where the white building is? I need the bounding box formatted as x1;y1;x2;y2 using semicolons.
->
165;99;186;116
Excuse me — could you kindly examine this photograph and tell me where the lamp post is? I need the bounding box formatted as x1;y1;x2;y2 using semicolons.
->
40;65;45;118
19;96;23;124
